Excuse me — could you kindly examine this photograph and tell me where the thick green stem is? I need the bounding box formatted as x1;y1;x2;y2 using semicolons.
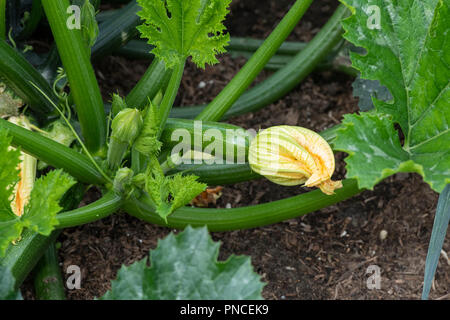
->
33;242;66;300
126;58;171;109
42;0;106;154
161;118;250;162
0;40;57;117
158;61;185;135
196;0;314;121
170;163;260;185
0;118;106;185
124;179;362;231
56;191;123;229
171;4;349;120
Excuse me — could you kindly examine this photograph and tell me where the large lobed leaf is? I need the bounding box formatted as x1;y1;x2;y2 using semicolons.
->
102;226;265;300
335;0;450;192
0;129;75;255
137;0;231;69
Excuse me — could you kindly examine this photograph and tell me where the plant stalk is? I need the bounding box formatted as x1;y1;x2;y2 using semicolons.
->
56;191;123;229
0;118;106;185
42;0;106;154
126;58;171;109
158;61;185;135
196;0;314;121
171;4;349;120
124;179;362;231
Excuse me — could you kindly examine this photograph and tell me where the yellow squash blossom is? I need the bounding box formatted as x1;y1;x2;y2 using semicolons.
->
249;125;342;195
8;116;37;216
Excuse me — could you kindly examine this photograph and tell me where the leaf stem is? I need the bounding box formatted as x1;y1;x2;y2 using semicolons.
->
126;58;171;109
42;0;106;153
171;4;349;120
0;118;106;185
124;179;362;231
195;0;314;121
56;191;123;229
158;61;185;135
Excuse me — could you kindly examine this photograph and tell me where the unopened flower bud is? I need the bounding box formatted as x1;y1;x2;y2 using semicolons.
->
107;108;143;170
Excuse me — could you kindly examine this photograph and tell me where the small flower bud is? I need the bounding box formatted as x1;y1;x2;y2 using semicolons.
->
113;167;134;196
248;125;342;195
107;108;143;170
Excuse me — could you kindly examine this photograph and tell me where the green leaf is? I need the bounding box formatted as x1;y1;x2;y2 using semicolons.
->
0;169;75;256
334;112;423;190
336;0;450;192
137;0;231;69
145;164;206;222
23;170;76;234
134;103;162;156
0;130;75;255
102;226;265;300
167;173;206;213
0;266;22;300
422;184;450;300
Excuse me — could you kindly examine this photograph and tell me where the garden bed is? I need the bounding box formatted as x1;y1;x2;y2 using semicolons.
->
18;0;449;300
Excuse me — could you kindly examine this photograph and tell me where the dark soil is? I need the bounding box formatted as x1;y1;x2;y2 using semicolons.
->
22;0;449;300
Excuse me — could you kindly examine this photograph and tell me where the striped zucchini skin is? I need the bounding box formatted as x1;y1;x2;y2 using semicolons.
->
161;118;251;162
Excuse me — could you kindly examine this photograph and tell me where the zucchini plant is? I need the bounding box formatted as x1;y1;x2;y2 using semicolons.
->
0;0;448;300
